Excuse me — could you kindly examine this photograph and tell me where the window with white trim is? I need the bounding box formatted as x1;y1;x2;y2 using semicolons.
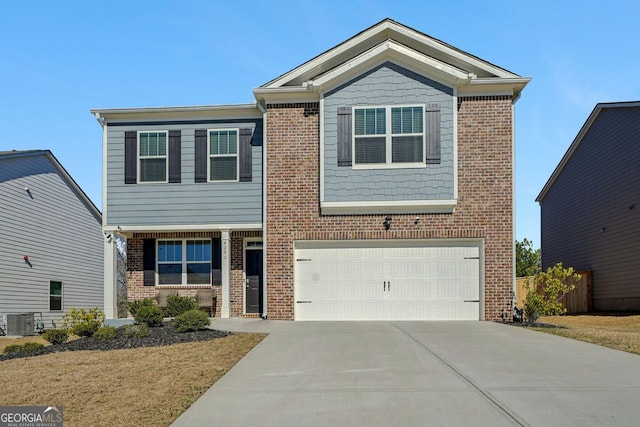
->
353;105;424;166
208;129;239;181
50;280;63;311
157;240;211;285
139;131;168;182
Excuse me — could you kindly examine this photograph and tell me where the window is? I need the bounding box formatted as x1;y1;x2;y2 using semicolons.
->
50;281;62;311
157;240;211;285
353;105;424;166
208;129;238;181
139;131;168;182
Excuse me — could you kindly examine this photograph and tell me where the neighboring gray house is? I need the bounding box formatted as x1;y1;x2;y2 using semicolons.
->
0;150;104;329
537;101;640;312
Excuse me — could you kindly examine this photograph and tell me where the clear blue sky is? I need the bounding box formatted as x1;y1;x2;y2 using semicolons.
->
2;1;639;249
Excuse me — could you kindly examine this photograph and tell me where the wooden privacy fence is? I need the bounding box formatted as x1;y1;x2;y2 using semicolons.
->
515;271;592;314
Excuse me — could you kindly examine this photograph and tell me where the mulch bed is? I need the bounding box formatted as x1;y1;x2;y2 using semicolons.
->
0;322;232;361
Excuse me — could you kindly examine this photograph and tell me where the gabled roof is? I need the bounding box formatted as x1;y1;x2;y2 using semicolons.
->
536;101;640;202
254;18;530;101
0;150;102;222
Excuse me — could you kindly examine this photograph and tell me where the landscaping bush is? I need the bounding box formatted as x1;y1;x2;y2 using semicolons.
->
42;328;70;345
134;304;163;327
94;326;117;340
127;298;156;317
173;309;210;333
3;342;44;354
62;307;105;337
166;295;198;317
524;262;580;323
121;323;149;338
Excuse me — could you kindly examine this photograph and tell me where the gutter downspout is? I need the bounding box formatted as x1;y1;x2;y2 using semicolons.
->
256;101;268;320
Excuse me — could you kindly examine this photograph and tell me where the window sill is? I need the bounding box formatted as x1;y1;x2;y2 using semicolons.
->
320;199;456;215
352;162;426;170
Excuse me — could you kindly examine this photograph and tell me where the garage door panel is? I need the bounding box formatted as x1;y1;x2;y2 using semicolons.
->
294;241;481;321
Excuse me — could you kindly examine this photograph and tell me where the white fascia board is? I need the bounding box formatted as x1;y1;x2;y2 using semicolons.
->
264;20;520;89
90;104;261;123
388;24;519;79
252;87;320;104
458;77;531;98
103;223;263;236
320;200;457;215
311;40;469;91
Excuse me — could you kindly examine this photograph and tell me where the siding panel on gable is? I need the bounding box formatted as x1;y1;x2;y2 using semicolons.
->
540;107;640;311
105;119;263;226
0;155;104;327
323;62;455;202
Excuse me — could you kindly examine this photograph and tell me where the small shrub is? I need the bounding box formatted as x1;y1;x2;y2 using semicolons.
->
42;328;70;345
174;309;210;333
20;342;44;352
166;295;198;317
3;344;25;354
121;323;149;338
134;304;163;327
62;307;105;337
94;326;117;340
524;262;580;323
3;343;44;354
127;298;156;316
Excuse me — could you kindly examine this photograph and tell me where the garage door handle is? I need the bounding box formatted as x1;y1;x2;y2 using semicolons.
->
464;299;480;303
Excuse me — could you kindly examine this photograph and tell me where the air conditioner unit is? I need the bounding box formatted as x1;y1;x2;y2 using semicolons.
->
6;313;35;336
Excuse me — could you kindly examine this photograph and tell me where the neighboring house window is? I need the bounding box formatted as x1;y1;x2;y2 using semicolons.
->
208;129;239;181
157;240;211;285
139;131;168;182
50;281;62;311
352;105;424;166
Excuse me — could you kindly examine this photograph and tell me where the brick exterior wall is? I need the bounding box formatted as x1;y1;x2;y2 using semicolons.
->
126;230;261;317
265;97;514;321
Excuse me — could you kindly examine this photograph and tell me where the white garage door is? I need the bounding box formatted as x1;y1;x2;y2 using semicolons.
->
294;240;481;321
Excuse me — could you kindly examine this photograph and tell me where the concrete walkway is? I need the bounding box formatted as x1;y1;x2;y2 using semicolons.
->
173;321;640;427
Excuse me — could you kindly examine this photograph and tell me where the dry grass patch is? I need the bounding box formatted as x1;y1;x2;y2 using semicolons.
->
535;314;640;355
0;333;265;426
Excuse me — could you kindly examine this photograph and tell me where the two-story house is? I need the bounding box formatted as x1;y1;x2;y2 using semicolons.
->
93;19;529;321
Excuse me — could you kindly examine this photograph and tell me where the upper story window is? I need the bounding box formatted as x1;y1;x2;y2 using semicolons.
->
157;239;211;286
139;131;168;182
353;105;424;167
208;129;239;181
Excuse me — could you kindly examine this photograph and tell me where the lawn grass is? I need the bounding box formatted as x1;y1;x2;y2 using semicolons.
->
534;314;640;355
0;333;265;426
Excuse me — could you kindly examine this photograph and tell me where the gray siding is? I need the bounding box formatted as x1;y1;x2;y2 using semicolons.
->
540;107;640;311
323;62;455;202
105;119;263;226
0;155;104;327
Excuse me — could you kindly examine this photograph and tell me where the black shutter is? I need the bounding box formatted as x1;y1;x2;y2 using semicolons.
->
195;129;208;183
337;107;352;166
426;104;441;164
211;238;221;285
124;131;137;184
143;239;156;287
168;130;181;183
239;128;253;182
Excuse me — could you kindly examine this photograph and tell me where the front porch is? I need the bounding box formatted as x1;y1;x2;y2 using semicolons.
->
104;229;263;319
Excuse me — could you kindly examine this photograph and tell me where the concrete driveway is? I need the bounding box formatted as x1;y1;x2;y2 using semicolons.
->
172;321;640;426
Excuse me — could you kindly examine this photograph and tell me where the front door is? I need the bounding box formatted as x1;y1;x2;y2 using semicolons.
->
245;249;263;315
